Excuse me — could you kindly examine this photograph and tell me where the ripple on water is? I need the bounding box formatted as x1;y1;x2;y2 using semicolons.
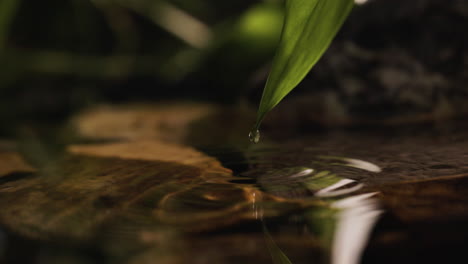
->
233;148;383;264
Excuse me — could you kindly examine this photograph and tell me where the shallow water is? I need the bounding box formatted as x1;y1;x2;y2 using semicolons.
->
0;111;468;264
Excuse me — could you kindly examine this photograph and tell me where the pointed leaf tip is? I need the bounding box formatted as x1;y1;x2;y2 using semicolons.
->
255;0;354;129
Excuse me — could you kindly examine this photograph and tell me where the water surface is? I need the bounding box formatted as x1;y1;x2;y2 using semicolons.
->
1;108;467;264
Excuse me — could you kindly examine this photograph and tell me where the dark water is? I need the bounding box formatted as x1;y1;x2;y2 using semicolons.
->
0;119;468;264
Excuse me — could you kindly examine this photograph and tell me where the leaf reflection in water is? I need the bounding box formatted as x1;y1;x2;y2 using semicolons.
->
330;193;382;264
258;192;381;264
252;187;293;264
253;158;382;264
263;223;293;264
315;179;363;198
303;169;365;198
307;161;382;264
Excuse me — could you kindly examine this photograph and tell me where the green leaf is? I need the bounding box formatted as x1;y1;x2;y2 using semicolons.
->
262;224;293;264
0;0;20;51
255;0;354;129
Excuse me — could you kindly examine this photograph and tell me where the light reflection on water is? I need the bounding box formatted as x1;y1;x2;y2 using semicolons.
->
245;151;383;264
330;193;382;264
315;179;364;198
317;156;382;173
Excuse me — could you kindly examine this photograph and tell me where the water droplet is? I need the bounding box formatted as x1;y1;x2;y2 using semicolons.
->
249;129;260;144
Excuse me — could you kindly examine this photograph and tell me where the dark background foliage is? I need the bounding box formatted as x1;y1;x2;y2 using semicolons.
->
1;0;467;132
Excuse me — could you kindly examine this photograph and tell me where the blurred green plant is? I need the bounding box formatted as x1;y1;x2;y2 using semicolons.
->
0;0;19;51
1;0;355;129
0;0;283;81
262;223;293;264
254;0;354;132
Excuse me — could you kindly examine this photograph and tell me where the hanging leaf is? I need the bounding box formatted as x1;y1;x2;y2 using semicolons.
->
254;0;354;130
